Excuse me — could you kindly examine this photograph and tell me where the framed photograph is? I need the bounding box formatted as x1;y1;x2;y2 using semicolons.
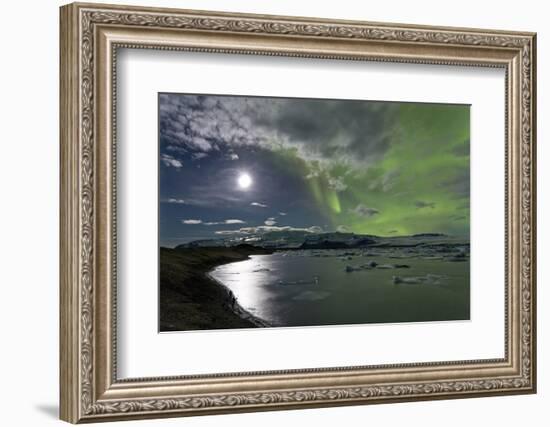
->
60;2;537;423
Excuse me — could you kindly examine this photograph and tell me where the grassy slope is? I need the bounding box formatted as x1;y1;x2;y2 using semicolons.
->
159;245;272;332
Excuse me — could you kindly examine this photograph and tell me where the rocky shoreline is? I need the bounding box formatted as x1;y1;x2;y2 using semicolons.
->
159;245;273;332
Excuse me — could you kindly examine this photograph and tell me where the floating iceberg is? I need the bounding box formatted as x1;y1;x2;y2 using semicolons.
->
292;291;331;301
392;274;446;285
277;276;319;286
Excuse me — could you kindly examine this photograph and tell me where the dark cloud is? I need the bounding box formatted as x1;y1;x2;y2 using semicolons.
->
451;138;470;157
159;94;400;171
415;200;436;209
351;204;380;217
264;98;399;166
439;168;469;199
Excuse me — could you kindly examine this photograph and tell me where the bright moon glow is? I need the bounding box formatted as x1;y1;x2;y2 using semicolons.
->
237;173;252;189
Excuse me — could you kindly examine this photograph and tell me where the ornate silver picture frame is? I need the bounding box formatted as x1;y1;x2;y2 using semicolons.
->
60;2;536;423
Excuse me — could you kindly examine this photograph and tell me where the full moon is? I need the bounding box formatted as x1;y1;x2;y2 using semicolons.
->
237;173;252;189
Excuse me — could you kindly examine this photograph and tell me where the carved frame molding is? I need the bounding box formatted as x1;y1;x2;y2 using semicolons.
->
60;2;536;423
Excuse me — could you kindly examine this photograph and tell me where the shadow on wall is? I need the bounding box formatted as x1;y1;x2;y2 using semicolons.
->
35;404;58;419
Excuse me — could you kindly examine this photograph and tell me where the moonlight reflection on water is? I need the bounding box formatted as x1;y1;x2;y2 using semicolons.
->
209;249;470;328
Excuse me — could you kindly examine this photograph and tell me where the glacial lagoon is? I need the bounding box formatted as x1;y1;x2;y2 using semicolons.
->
209;247;470;328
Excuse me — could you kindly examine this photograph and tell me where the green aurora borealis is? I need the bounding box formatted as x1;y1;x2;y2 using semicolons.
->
265;103;469;237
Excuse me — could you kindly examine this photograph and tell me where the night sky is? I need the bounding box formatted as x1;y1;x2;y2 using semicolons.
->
159;93;470;247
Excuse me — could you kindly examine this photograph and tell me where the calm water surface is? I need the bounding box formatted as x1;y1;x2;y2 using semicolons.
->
209;249;470;327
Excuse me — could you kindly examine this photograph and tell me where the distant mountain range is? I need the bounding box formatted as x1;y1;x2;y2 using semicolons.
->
175;230;468;251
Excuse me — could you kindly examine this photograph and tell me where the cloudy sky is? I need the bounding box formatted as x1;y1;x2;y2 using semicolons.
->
159;93;470;247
